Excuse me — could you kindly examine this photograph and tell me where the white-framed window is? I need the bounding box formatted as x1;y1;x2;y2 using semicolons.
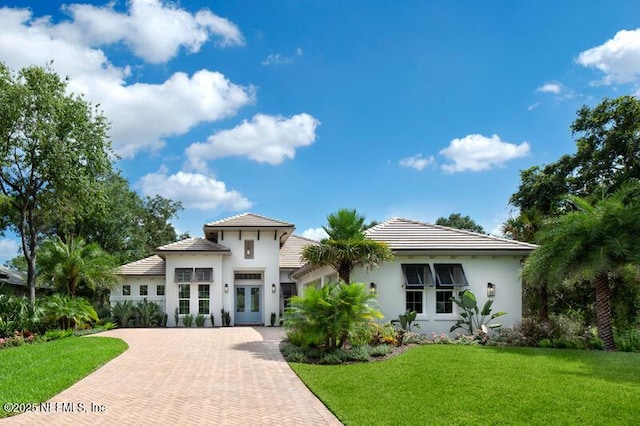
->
122;285;131;296
198;284;210;314
402;264;434;314
434;264;468;314
139;285;148;296
175;268;192;282
234;272;262;280
178;284;190;315
195;268;213;282
157;285;165;296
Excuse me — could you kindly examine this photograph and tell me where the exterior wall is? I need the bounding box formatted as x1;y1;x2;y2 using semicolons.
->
298;254;523;336
164;253;224;327
217;230;283;325
110;276;166;308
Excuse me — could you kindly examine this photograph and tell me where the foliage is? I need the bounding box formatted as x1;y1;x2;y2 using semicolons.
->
368;322;400;346
291;345;640;425
0;336;127;418
182;314;194;328
0;294;43;337
44;328;74;341
37;235;119;297
210;313;215;327
302;208;393;282
195;314;205;327
615;328;640;352
435;213;485;234
449;290;506;334
111;300;135;328
523;183;640;350
221;309;231;326
41;294;98;330
270;312;277;326
283;281;383;350
0;63;114;305
133;299;164;327
391;309;420;332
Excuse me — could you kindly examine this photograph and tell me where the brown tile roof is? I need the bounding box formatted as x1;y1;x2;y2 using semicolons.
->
280;235;318;269
156;237;231;253
204;212;294;229
118;255;166;276
365;218;538;252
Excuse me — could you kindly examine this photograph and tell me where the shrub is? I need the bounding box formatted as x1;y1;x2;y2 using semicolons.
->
0;295;43;336
615;328;640;352
111;300;135;328
282;281;382;350
41;295;98;330
429;333;454;344
319;352;343;365
369;323;399;346
182;314;194;328
134;299;164;327
195;314;205;327
450;290;506;334
369;344;393;357
45;329;74;341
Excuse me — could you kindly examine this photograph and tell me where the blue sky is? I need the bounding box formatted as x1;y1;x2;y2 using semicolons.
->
1;0;640;264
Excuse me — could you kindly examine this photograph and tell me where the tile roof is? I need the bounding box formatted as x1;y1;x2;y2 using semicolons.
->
156;237;231;253
204;212;294;229
118;255;166;276
280;235;318;269
365;218;538;252
0;266;26;286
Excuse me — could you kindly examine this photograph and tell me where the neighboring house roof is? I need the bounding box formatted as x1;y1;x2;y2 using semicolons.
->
204;212;294;229
280;235;318;269
156;237;231;255
365;218;538;252
118;255;166;276
0;266;26;286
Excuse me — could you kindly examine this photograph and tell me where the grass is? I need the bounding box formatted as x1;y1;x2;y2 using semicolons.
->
0;336;127;418
291;345;640;425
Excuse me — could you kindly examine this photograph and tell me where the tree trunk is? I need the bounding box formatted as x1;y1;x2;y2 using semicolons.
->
594;273;616;350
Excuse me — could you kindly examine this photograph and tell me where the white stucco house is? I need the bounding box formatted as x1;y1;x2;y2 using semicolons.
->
111;212;536;333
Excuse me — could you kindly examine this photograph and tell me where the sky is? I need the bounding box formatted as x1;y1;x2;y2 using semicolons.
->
1;0;640;264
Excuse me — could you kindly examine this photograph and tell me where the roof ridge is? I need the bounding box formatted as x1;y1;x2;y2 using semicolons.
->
289;234;321;243
204;212;293;227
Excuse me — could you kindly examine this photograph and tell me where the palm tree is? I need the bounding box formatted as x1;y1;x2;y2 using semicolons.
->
302;208;393;283
523;184;640;350
37;236;119;297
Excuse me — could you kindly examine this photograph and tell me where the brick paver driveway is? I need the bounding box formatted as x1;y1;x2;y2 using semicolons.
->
4;328;341;425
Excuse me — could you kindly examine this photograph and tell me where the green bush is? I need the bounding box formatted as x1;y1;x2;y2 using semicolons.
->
369;344;393;357
283;281;382;350
615;328;640;352
134;299;164;327
0;295;44;336
369;322;399;346
195;314;205;327
111;300;135;328
41;295;98;330
45;329;74;341
319;352;343;365
182;314;194;328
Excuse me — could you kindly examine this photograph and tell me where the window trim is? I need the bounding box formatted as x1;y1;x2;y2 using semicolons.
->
122;285;131;296
198;284;210;315
139;284;148;296
156;285;165;296
435;283;454;314
178;284;190;315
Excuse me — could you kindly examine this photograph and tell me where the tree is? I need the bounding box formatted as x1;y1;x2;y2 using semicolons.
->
0;63;113;305
302;208;393;283
37;236;119;298
435;213;485;234
522;183;640;350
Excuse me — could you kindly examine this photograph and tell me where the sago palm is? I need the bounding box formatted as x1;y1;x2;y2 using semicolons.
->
523;183;640;350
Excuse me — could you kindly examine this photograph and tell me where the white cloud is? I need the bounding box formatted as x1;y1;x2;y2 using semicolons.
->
0;239;20;264
399;154;435;171
577;28;640;84
138;171;252;211
262;53;292;66
55;0;244;63
0;6;253;158
187;113;320;168
527;102;541;111
536;82;562;94
440;134;530;173
300;228;328;241
296;47;303;56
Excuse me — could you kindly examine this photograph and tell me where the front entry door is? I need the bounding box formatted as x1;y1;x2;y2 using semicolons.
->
235;286;262;324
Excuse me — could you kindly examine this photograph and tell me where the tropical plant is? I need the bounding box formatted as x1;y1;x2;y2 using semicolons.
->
523;183;640;350
133;299;163;327
221;309;231;326
182;314;194;328
195;314;205;327
270;312;277;327
283;281;383;350
449;290;506;335
41;294;98;330
37;236;119;297
391;309;420;332
302;208;393;283
111;300;135;328
0;295;43;336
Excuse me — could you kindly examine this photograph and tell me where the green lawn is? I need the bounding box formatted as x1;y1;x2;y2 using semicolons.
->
291;345;640;425
0;336;127;418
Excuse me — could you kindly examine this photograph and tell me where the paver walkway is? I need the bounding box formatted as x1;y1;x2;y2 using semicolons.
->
3;328;342;426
